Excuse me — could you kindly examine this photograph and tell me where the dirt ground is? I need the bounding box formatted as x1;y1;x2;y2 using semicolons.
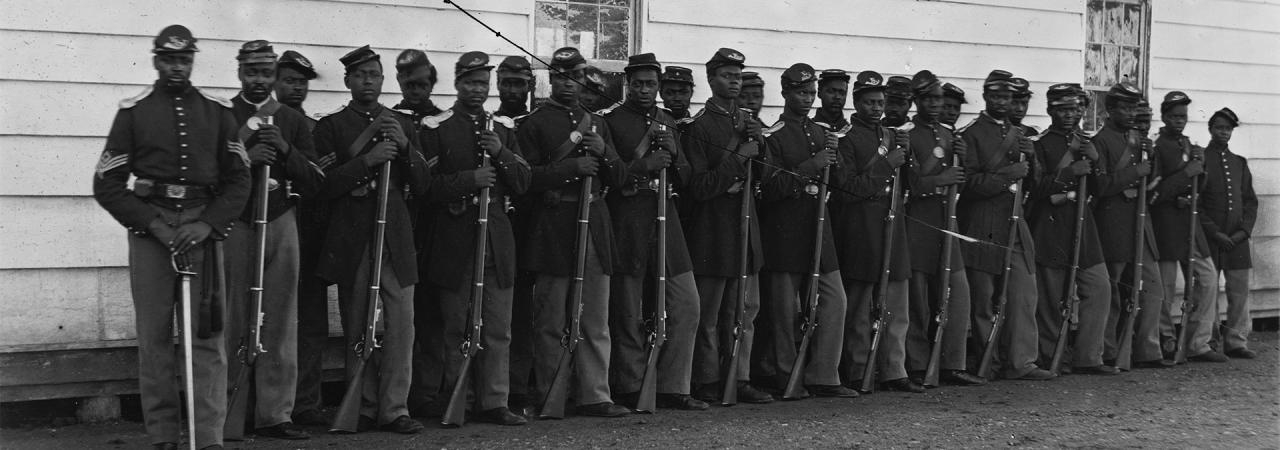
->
3;332;1277;449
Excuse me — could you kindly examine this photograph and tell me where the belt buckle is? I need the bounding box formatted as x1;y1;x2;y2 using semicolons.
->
647;178;660;191
166;184;187;199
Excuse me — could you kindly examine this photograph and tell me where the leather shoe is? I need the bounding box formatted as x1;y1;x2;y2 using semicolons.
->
612;391;639;409
477;407;527;426
153;443;178;450
1133;359;1176;369
692;383;721;404
291;409;328;426
576;402;630;418
808;384;860;398
1074;365;1120;375
657;394;710;410
380;415;424;434
737;382;774;404
881;378;925;393
1225;348;1257;359
1188;350;1229;362
256;423;310;440
941;370;986;386
1017;368;1056;380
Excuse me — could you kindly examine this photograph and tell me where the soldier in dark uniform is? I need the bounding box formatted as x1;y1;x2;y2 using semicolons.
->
1026;84;1116;374
222;40;323;440
515;47;630;418
901;71;986;386
419;52;532;425
1150;91;1223;363
760;63;857;398
1201;107;1258;360
93;25;249;450
738;71;766;117
957;70;1053;381
940;82;966;129
682;50;773;404
273;49;331;427
830;70;917;393
881;75;913;128
1090;82;1166;369
813;69;850;131
1008;77;1035;135
581;66;613;113
388;48;450;417
312;45;429;434
601;53;707;411
660;66;695;121
496;56;534;118
494;54;538;413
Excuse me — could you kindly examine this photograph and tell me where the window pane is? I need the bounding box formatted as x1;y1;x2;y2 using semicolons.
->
1087;0;1106;43
1102;44;1121;86
598;6;630;60
1084;43;1105;87
1105;2;1124;45
1119;46;1140;86
534;1;568;57
600;0;632;6
1084;90;1108;132
568;2;598;59
1122;3;1143;46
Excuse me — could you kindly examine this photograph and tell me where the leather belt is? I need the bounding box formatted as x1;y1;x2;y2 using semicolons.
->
133;179;213;200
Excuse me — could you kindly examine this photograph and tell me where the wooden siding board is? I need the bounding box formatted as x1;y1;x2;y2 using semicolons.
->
1150;58;1280;96
0;268;103;346
0;197;126;270
1152;0;1280;34
1151;22;1280;67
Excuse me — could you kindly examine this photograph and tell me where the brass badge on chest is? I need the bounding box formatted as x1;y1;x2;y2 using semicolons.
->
570;130;583;144
878;145;888;156
933;146;946;159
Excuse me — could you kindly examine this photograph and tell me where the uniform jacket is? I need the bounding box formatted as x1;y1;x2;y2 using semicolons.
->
812;108;849;133
760;110;840;275
681;100;765;278
602;103;694;276
419;105;531;289
313;102;429;287
515;99;626;276
956;112;1036;275
1201;144;1256;270
1091;125;1159;263
94;81;250;238
830;114;910;283
904;116;965;275
230;95;324;223
1026;128;1105;270
1151;128;1211;262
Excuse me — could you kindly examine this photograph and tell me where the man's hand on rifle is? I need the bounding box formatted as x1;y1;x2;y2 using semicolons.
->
937;166;966;186
952;137;968;158
885;147;907;169
800;146;838;173
472;166;497;188
573;156;600;176
1069;159;1093;177
248;143;277;166
651;128;675;154
744;116;764;142
999;161;1030;180
363;141;400;167
257;124;289;155
1135;159;1152;177
641;149;673;172
581;130;607;157
379;117;409;150
1184;159;1204;178
478;129;503;157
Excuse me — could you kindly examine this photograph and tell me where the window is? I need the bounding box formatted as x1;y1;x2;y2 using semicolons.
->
533;0;637;107
1083;0;1151;131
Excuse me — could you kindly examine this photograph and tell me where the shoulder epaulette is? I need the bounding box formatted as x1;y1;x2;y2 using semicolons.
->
1027;127;1051;142
955;117;979;134
1025;125;1041;135
118;85;154;109
197;89;233;108
835;123;853;137
315;105;345;120
814;121;832;131
491;114;515;129
596;102;622;116
421;109;453;129
763;120;785;138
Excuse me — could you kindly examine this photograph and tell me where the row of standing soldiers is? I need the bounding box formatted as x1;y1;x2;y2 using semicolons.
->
92;25;1259;450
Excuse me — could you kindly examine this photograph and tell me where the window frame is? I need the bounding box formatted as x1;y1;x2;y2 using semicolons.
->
1082;0;1152;131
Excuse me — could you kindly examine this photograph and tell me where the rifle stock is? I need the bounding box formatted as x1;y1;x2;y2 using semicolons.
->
860;124;910;393
225;162;272;439
1049;133;1090;374
443;117;494;427
1115;131;1149;370
330;159;393;433
923;147;962;387
784;162;831;400
977;146;1028;380
721;152;755;406
541;125;596;419
1174;139;1201;364
637;154;670;414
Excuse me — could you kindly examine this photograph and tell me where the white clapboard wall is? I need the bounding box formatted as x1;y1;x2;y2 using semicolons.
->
0;0;1275;349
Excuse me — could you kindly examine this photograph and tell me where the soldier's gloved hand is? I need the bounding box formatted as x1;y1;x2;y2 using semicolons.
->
171;221;213;255
362;141;400;167
1069;159;1093;177
1135;160;1152;177
147;218;177;247
581;131;607;157
1080;140;1100;161
999;161;1030;180
1183;159;1204;178
951;137;968;158
478;129;503;156
1017;137;1035;155
1213;232;1236;251
257;124;289;155
472;166;498;188
744;117;764;142
379;117;408;149
936;166;966;186
1140;137;1153;153
642;149;673;172
248;143;278;166
885;147;907;169
893;129;911;147
815;146;839;168
573;156;600;176
651;128;676;154
1189;143;1205;161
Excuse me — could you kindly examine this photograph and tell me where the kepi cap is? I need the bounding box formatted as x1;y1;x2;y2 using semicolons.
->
497;56;533;80
852;70;886;95
236;40;276;65
942;82;967;103
624;53;662;74
153;24;198;54
583;66;605;88
910;70;942;97
885;75;913;100
818;69;850;84
983;70;1015;91
1107;82;1142;103
340;45;380;71
549;47;588;72
454;51;493;76
741;71;764;88
1210;107;1240;127
396;49;434;74
705;47;745;73
1046;83;1081;107
278;50;317;79
779;63;817;90
661;66;694;86
1161;91;1191;113
1010;77;1031;97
